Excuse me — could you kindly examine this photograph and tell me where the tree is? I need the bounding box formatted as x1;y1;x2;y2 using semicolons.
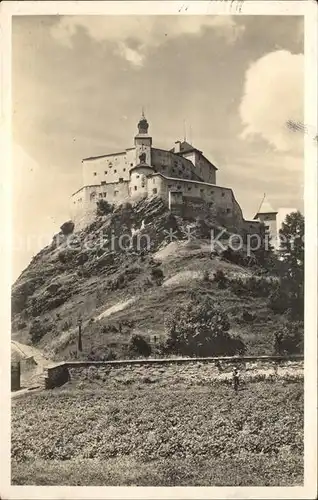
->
279;211;304;283
128;334;152;357
273;321;303;355
164;296;246;357
96;199;113;216
270;211;305;319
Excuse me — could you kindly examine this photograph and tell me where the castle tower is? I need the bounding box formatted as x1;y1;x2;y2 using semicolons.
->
134;110;152;166
253;195;278;245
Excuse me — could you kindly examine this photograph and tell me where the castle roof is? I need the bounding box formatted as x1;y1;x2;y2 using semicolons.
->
169;141;200;155
254;196;278;218
169;141;218;171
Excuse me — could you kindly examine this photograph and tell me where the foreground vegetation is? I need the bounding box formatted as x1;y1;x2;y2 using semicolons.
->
12;377;303;486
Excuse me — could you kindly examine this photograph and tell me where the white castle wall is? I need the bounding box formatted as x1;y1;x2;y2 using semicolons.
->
82;148;136;187
70;170;262;235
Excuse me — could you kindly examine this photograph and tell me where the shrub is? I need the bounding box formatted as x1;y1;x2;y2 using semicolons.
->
96;199;113;216
60;221;74;236
151;267;164;285
128;334;152;357
58;249;77;264
29;319;53;344
273;322;303;355
213;270;227;289
62;320;72;331
86;348;118;361
201;270;210;282
242;310;255;322
164;296;246;357
268;280;303;319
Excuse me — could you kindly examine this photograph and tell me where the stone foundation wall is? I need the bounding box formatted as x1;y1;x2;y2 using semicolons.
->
43;356;303;389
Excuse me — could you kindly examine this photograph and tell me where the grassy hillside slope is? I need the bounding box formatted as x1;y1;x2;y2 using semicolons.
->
11;199;284;361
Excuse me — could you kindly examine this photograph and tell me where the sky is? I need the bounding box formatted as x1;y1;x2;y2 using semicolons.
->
12;14;304;279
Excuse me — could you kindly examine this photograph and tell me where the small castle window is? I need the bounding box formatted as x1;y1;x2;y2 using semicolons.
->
93;172;97;176
114;190;118;196
123;168;126;172
168;185;172;188
265;224;270;230
130;163;133;167
200;188;204;193
188;187;192;191
177;185;181;190
210;190;214;195
119;178;124;183
136;175;140;179
134;186;137;191
153;188;158;194
99;193;103;198
104;171;107;175
114;169;117;173
222;192;225;197
109;163;112;168
103;193;107;198
226;208;231;214
101;181;106;185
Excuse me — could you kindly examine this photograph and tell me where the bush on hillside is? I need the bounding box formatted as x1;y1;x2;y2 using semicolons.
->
60;221;74;236
164;296;246;357
29;318;53;344
150;267;164;285
96;199;114;216
58;249;78;264
242;310;255;322
201;270;210;283
128;334;152;357
229;276;277;298
273;321;303;355
269;280;303;319
213;270;228;289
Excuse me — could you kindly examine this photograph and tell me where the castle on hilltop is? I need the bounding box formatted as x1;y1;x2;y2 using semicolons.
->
70;112;278;241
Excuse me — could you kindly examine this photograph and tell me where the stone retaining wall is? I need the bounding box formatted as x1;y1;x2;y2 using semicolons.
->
45;356;304;389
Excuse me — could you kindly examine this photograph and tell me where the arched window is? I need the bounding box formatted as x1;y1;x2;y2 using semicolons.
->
90;192;96;201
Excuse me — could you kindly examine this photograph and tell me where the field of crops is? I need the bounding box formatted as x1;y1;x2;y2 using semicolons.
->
12;378;304;486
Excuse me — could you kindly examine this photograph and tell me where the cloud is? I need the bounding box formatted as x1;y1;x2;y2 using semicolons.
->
50;15;244;66
239;50;304;152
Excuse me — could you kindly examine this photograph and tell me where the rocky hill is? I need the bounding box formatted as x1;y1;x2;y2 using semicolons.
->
12;198;281;361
